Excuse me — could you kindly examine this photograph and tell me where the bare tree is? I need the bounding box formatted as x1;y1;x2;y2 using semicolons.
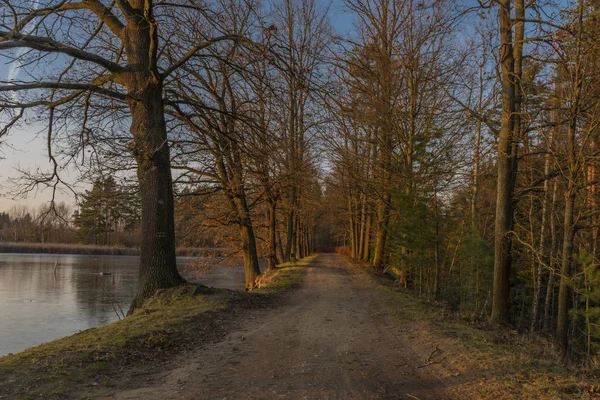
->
0;0;255;310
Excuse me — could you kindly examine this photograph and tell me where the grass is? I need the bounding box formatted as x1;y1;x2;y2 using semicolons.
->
350;259;597;400
255;255;316;293
0;242;226;257
0;256;313;400
0;242;139;256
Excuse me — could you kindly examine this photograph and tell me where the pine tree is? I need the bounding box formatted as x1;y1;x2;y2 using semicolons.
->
74;177;140;245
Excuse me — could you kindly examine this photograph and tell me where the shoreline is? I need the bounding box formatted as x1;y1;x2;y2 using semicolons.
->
0;257;311;399
0;242;226;257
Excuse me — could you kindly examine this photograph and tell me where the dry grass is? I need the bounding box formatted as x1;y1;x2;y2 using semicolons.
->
0;242;226;257
351;260;598;399
255;255;316;292
0;242;139;255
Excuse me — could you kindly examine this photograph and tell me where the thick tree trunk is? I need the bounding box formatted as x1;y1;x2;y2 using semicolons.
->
125;6;185;312
239;221;261;289
234;195;261;289
491;0;517;325
127;84;185;311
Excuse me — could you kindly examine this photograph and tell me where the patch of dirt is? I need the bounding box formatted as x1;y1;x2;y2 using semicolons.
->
87;254;457;400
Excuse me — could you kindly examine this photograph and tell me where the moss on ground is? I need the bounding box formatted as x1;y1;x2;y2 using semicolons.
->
0;257;313;400
351;259;598;399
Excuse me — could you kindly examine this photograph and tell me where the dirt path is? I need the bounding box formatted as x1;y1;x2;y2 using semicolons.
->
96;254;456;400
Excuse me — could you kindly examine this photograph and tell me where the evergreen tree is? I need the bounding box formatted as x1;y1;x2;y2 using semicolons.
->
74;177;140;245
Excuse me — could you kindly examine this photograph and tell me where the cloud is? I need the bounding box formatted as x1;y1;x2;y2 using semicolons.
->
6;0;41;101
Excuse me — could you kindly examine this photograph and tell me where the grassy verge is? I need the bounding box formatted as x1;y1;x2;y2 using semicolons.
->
0;256;314;400
350;260;596;400
255;255;316;293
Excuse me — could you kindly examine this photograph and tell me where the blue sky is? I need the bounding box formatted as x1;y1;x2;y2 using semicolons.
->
0;0;356;211
0;62;63;211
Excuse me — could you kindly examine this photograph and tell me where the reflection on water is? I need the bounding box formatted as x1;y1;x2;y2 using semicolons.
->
0;253;249;356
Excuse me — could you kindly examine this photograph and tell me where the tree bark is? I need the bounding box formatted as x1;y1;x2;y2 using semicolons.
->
277;230;286;265
543;179;558;332
362;205;372;262
531;118;555;331
267;199;278;271
234;195;261;289
126;4;185;312
373;194;390;270
285;208;295;261
556;118;578;352
491;0;517;325
557;187;576;351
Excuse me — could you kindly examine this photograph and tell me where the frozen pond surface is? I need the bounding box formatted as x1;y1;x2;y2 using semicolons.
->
0;253;249;356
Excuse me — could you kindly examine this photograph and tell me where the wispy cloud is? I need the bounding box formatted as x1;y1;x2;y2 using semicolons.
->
7;0;41;101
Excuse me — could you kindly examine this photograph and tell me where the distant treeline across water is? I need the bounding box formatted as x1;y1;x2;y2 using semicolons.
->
0;242;226;257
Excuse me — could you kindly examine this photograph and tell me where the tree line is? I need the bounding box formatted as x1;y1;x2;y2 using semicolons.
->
0;176;141;245
325;0;600;360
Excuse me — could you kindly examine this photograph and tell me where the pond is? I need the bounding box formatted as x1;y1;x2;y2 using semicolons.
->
0;253;249;356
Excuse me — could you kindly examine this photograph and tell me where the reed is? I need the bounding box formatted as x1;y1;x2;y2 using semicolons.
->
0;242;226;257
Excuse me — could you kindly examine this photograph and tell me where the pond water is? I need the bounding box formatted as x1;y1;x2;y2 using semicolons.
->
0;253;249;356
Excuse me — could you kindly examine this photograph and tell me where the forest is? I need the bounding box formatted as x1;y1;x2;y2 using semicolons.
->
1;0;600;366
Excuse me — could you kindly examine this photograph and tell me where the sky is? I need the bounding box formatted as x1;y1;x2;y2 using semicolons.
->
0;0;355;212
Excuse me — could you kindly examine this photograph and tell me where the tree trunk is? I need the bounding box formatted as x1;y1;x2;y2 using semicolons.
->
125;6;185;312
543;179;558;332
362;205;372;262
531;120;555;331
267;200;278;271
348;196;358;258
357;195;366;260
491;0;517;325
557;188;576;351
235;195;261;289
433;184;440;300
277;230;285;265
295;215;302;259
373;194;390;270
285;208;295;261
556;117;578;352
471;44;485;230
556;4;583;347
127;83;185;311
303;225;309;257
